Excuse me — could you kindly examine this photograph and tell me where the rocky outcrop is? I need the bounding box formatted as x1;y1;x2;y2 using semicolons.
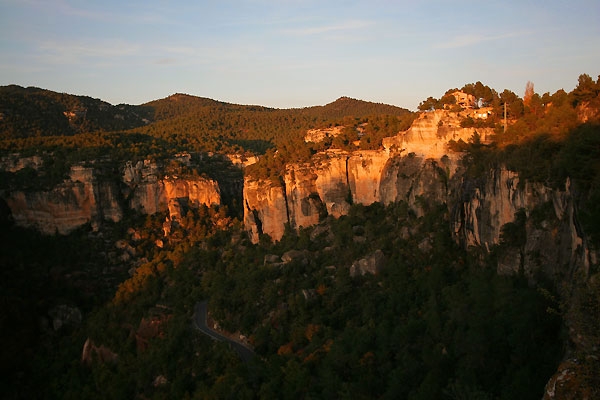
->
123;160;163;215
2;159;221;234
3;166;122;234
350;249;385;277
243;150;452;242
0;154;43;172
312;151;351;218
122;160;220;220
453;170;590;280
304;126;344;143
163;176;221;215
382;109;493;159
285;162;327;230
48;304;82;331
380;155;452;214
348;150;390;206
243;177;288;243
81;338;118;365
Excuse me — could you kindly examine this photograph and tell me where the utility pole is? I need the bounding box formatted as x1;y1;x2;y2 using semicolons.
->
503;102;507;134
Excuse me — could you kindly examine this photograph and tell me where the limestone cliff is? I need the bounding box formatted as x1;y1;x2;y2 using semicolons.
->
243;177;288;243
382;109;493;159
123;160;163;215
2;159;221;234
243;148;592;284
453;169;590;280
4;166;122;234
122;160;220;218
243;110;484;242
312;151;351;218
348;150;390;206
284;162;325;230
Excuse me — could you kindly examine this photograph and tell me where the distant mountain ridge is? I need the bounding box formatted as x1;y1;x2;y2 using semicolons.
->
310;96;410;118
0;85;153;139
0;85;410;140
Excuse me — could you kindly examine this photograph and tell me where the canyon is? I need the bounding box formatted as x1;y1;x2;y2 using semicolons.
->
1;109;591;284
1;107;596;398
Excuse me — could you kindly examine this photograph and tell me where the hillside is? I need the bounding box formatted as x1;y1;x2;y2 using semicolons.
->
307;96;411;118
0;86;412;156
0;85;153;138
135;94;413;155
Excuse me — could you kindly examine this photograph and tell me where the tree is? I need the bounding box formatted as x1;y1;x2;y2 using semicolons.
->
418;97;439;111
572;73;600;105
461;81;497;107
523;81;535;107
499;89;524;118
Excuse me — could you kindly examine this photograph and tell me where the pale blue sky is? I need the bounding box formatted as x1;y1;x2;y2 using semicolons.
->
1;0;598;110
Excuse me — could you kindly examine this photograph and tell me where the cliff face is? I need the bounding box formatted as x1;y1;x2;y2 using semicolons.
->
243;178;288;243
454;170;589;280
4;166;122;234
382;110;494;159
242;143;592;289
312;151;351;218
243;110;486;242
243;151;453;242
348;150;391;206
2;160;221;234
122;160;221;217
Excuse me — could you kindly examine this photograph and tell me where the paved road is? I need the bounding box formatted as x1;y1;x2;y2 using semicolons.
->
193;301;255;363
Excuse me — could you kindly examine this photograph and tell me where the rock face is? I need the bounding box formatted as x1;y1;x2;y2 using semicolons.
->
348;151;391;206
453;170;590;280
0;154;43;172
243;177;288;243
4;166;123;234
312;151;351;218
304;126;344;143
81;338;118;365
350;250;386;277
241;110;593;285
243;110;483;243
383;110;493;159
2;160;221;234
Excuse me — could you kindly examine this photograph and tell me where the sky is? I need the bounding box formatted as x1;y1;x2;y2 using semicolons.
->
1;0;599;110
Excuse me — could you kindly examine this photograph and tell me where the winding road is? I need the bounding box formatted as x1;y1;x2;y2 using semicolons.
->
193;301;255;363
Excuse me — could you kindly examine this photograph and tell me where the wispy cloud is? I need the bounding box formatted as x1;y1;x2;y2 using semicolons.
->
151;46;199;66
282;19;373;36
36;39;141;64
436;31;530;49
13;0;167;25
154;58;177;65
159;46;197;56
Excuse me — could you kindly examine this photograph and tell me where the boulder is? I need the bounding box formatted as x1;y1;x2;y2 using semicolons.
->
49;304;82;331
350;250;385;277
282;249;309;265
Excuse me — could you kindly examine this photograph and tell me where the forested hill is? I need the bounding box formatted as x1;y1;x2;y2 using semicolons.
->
0;85;412;155
135;94;413;154
145;93;410;122
0;85;153;138
306;96;410;118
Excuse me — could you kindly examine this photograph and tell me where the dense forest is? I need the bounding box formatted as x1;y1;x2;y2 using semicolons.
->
1;74;600;398
0;87;412;156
